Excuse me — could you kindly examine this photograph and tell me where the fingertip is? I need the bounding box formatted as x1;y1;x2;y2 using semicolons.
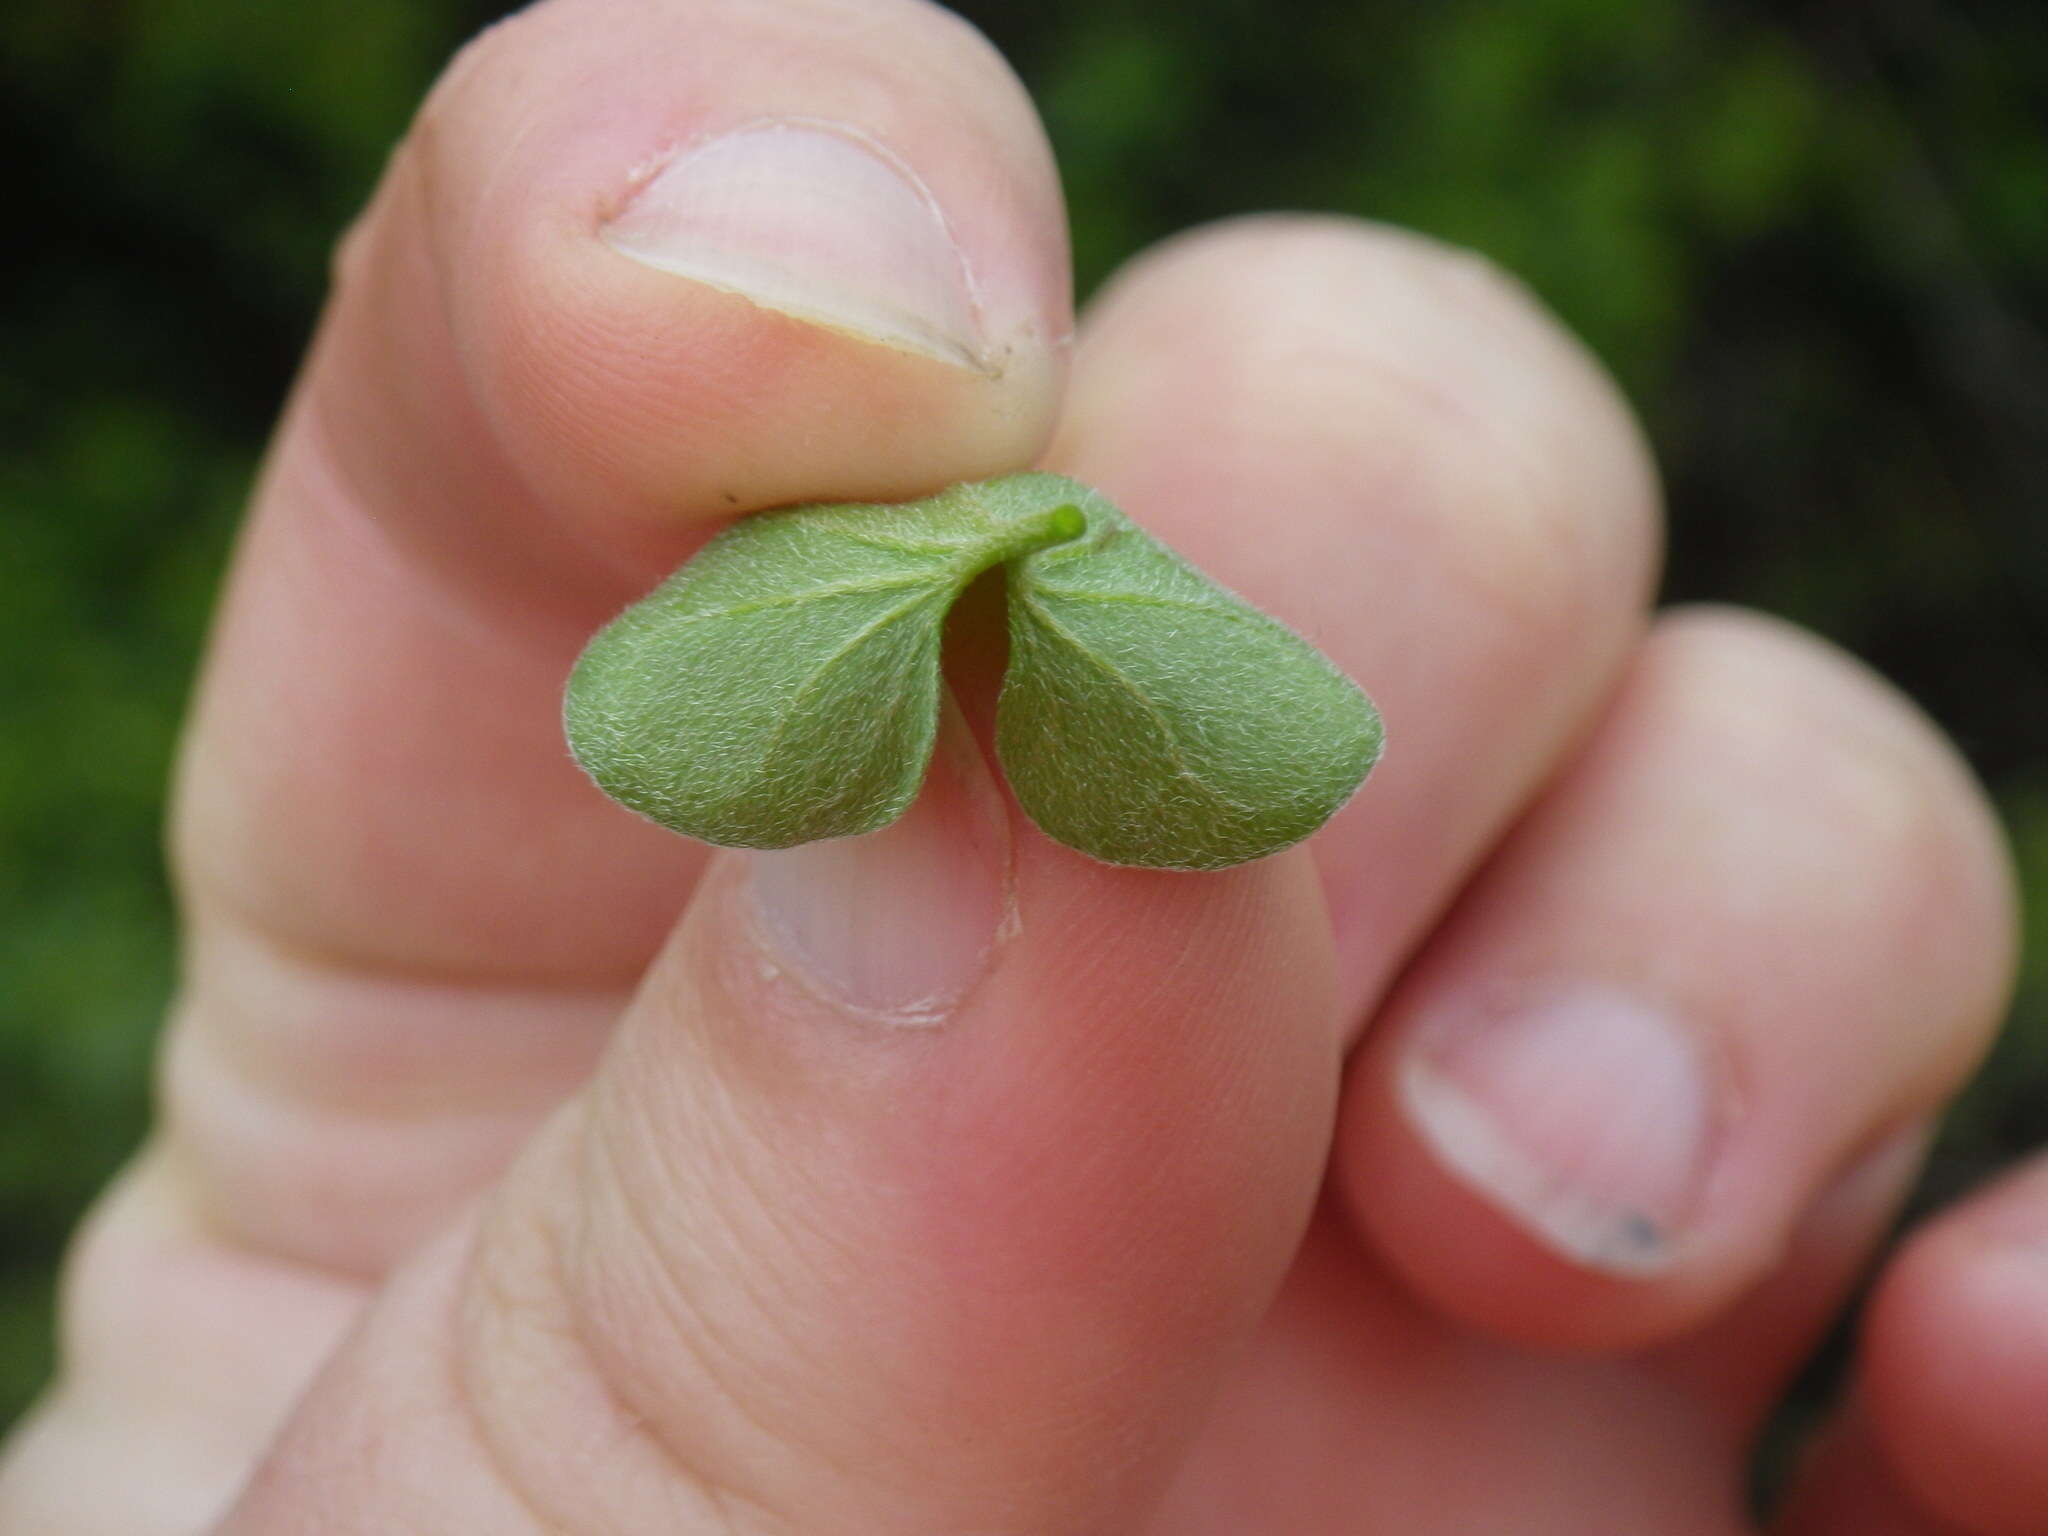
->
1774;1412;1968;1536
489;818;1347;1529
1658;606;2022;1015
1055;214;1662;638
1863;1161;2048;1535
1333;610;2018;1356
343;0;1071;543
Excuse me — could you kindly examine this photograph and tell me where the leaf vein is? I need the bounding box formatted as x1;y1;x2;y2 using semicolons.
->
1015;598;1255;819
827;529;981;560
669;570;942;625
1024;588;1269;623
754;583;951;774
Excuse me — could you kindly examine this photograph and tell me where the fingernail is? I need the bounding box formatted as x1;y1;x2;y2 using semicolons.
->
1398;986;1725;1275
748;706;1012;1023
602;117;986;369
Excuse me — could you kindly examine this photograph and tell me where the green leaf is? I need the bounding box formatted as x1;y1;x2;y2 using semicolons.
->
564;484;1085;849
996;475;1383;870
564;473;1382;870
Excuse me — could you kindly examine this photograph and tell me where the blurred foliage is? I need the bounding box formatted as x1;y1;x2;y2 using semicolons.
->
1;0;2043;1489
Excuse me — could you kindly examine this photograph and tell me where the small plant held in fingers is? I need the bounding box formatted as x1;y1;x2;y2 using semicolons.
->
565;473;1382;870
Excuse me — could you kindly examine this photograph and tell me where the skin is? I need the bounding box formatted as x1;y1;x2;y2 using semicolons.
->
0;0;2037;1530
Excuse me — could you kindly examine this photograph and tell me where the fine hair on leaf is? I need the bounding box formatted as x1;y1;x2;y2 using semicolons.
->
565;474;1383;869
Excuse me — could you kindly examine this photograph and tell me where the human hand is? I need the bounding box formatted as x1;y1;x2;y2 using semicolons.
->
0;1;2030;1531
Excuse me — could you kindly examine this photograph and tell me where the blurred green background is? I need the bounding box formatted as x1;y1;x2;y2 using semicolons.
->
2;0;2043;1468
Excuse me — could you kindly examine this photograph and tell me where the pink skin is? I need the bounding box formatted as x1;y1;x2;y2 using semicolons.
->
0;0;2031;1531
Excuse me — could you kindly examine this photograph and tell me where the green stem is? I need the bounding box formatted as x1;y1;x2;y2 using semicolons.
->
957;503;1088;579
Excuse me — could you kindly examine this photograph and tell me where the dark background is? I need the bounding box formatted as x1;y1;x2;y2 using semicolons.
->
2;0;2043;1465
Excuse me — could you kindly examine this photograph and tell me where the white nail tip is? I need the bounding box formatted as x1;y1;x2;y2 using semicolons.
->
602;118;987;369
1398;1058;1681;1277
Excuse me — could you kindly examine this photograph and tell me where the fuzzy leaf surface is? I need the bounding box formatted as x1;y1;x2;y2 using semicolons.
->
997;475;1384;869
564;487;1083;848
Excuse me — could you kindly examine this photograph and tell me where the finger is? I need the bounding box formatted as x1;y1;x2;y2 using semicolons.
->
1854;1151;2048;1533
3;0;1069;1523
1337;608;2018;1353
219;716;1346;1532
167;0;1067;1281
1145;1215;1756;1536
0;1156;359;1534
1646;1119;1931;1423
1139;1023;1922;1535
1774;1412;1976;1536
1039;215;1662;1021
